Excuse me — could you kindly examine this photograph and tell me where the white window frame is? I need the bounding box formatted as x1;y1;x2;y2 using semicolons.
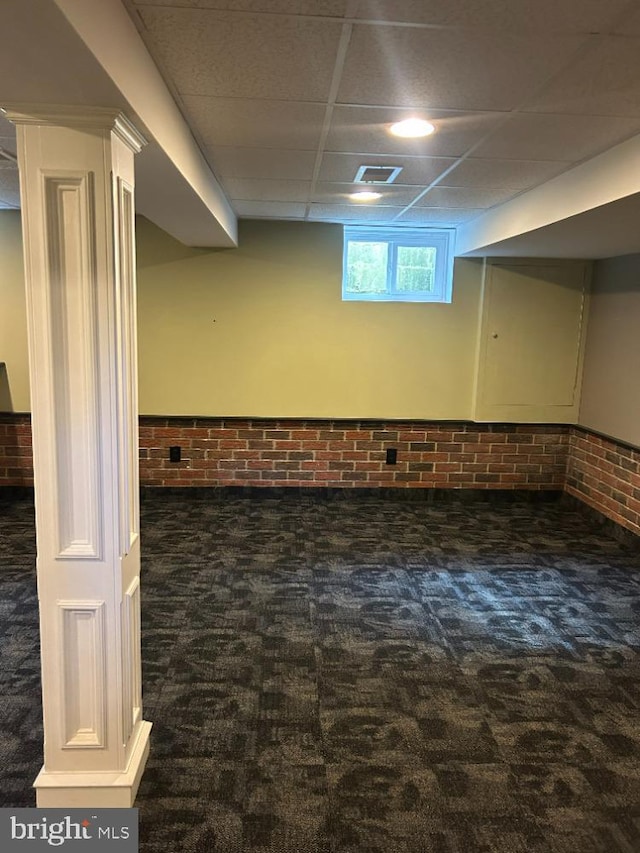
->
342;226;455;303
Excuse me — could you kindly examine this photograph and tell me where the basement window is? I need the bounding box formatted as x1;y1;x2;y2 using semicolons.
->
342;226;454;303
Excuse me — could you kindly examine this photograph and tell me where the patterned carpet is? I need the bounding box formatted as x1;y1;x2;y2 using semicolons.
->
1;489;640;852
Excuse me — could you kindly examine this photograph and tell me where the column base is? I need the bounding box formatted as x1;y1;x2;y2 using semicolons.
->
34;721;152;808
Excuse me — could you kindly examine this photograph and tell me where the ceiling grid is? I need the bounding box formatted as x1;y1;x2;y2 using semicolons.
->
123;0;640;230
4;0;640;255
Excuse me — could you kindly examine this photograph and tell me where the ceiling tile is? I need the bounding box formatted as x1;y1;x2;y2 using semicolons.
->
139;7;343;100
416;186;517;208
222;178;310;201
318;152;456;185
523;36;640;117
313;182;420;206
210;147;317;180
396;207;484;224
234;200;306;218
474;112;640;162
134;0;347;14
442;158;570;189
355;0;628;33
326;106;503;158
182;96;326;150
338;25;588;111
308;203;407;222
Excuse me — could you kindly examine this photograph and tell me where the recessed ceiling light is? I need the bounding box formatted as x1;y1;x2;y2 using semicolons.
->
350;190;382;202
389;118;436;138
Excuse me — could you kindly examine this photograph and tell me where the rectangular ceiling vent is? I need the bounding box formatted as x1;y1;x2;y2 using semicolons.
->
355;165;402;184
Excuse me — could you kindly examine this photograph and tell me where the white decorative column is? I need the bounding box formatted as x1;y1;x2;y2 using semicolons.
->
5;105;152;807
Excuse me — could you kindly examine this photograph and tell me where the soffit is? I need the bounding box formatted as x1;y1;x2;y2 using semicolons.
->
0;0;237;244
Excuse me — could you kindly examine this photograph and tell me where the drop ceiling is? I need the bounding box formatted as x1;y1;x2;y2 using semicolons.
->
2;0;640;257
118;0;640;243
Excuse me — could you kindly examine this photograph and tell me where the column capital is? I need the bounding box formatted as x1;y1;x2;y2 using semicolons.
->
1;103;147;153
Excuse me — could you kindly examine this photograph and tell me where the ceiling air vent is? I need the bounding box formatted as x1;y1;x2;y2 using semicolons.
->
354;165;402;184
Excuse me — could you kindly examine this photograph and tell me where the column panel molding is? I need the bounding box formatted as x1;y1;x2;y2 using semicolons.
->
59;601;106;749
116;177;139;556
121;577;142;746
44;172;103;560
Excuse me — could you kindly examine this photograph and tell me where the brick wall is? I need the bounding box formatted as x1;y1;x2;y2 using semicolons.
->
3;415;639;537
138;418;568;490
0;413;33;486
566;427;640;537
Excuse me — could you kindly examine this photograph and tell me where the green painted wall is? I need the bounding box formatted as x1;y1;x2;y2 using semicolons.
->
2;211;599;425
136;217;483;418
0;211;29;413
579;254;640;447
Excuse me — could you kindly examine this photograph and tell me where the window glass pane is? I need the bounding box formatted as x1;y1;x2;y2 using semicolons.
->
346;241;388;293
342;227;453;303
396;245;437;293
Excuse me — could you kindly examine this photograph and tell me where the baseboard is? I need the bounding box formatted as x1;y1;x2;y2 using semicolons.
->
139;485;564;503
0;485;34;500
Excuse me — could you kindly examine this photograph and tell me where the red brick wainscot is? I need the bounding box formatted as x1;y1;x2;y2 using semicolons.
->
138;418;568;491
4;414;639;536
566;427;640;537
0;413;32;486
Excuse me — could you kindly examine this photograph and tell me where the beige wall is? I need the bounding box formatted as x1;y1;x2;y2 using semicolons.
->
579;254;640;447
1;211;603;424
0;211;29;412
136;217;483;418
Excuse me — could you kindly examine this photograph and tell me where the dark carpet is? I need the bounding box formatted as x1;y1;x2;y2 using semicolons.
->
1;490;640;852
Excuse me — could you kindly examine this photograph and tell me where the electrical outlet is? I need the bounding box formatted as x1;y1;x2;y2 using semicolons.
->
386;448;398;465
169;446;181;463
